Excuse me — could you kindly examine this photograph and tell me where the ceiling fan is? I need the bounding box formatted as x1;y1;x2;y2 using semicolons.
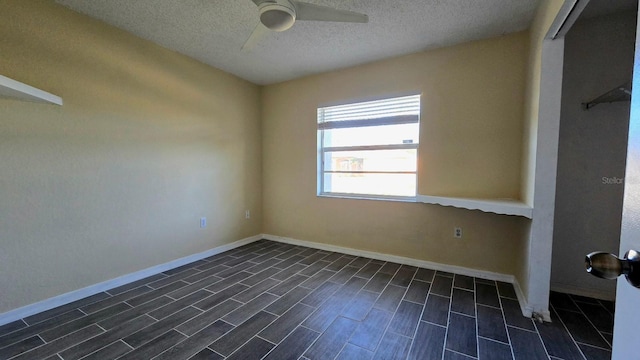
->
243;0;369;50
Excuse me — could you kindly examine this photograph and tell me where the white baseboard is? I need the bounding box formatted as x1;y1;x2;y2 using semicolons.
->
1;233;538;327
512;280;551;321
0;234;262;326
550;283;616;301
262;233;533;317
512;280;533;318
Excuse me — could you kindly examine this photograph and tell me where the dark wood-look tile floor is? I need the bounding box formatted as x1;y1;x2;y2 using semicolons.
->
0;240;614;360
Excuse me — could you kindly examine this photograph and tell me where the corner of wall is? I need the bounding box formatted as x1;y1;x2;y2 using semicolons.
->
518;0;566;319
521;0;567;207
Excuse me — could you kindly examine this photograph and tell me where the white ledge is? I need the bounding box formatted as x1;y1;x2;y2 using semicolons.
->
0;74;63;105
417;195;533;218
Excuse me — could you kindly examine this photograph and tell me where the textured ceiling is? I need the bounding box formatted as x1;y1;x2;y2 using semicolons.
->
55;0;542;85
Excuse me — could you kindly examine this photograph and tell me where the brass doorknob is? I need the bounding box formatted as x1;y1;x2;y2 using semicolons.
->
585;250;640;288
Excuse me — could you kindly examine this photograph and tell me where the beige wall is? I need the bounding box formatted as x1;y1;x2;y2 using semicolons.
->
262;33;530;276
0;0;262;313
0;0;565;316
521;0;565;206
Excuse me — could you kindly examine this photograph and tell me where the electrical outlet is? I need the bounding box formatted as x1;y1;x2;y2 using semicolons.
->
245;210;250;219
454;227;462;238
200;217;207;228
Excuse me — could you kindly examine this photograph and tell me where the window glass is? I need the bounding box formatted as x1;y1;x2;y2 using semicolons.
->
323;149;417;172
322;123;419;148
318;94;420;200
322;173;417;197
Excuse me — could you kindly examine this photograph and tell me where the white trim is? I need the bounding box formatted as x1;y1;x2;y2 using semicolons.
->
512;279;552;321
0;234;262;326
546;0;578;39
527;36;566;324
262;233;533;318
0;74;63;105
323;143;418;152
0;233;538;326
416;195;533;218
318;91;422;109
546;0;590;40
318;115;419;130
318;193;417;203
263;234;512;281
513;280;533;318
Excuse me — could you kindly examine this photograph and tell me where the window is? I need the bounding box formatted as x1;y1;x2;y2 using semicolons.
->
317;94;420;200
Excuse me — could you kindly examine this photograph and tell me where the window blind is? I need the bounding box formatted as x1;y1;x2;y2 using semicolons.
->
317;94;420;130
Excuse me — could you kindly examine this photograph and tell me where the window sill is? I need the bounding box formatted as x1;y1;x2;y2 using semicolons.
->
318;193;417;203
416;195;532;218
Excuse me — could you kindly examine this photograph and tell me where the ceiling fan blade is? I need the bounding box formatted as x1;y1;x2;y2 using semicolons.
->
251;0;273;6
242;23;269;51
292;1;368;23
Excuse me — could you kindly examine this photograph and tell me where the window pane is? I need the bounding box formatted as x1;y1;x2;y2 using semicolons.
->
322;123;419;147
323;149;416;172
317;94;420;200
323;173;416;197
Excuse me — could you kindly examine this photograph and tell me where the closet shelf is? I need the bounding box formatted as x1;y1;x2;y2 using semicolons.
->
582;81;631;110
0;74;63;105
417;195;533;218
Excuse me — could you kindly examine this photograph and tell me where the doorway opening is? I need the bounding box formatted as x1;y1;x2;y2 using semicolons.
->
548;0;637;355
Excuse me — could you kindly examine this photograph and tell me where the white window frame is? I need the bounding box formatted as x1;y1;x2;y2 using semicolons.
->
317;94;420;201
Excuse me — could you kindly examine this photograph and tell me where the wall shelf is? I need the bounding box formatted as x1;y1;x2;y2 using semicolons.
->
417;195;533;218
0;74;63;105
582;81;631;110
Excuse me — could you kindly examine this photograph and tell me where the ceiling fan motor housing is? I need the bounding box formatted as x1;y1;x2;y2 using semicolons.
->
259;3;296;31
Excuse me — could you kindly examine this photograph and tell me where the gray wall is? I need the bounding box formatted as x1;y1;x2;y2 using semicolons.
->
551;10;636;300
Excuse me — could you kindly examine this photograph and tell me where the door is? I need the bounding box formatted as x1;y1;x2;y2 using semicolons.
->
611;5;640;358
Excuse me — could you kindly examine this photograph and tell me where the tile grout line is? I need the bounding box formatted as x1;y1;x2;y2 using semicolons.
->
421;319;447;328
76;339;132;360
569;295;613;350
450;310;476;319
407;270;432;358
260;321;318;360
446;348;477;359
440;273;454;360
474;276;480;360
365;263;406;357
530;310;553;359
11;323;107;360
4;241;614;360
546;303;588;360
317;260;386;359
497;294;517;360
505;322;542;333
98;302;203;357
341;263;389;355
574;341;614;352
214;254;324;360
0;309;96;350
478;335;510;346
255;334;277;346
330;334;353;360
